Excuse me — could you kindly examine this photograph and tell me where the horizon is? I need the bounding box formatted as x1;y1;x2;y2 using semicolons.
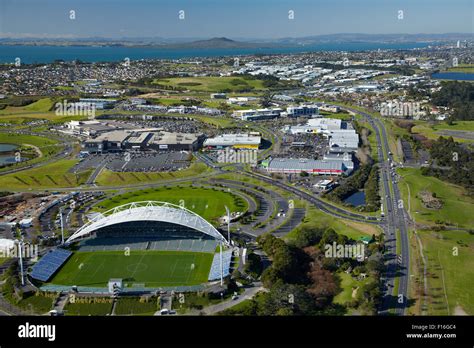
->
0;32;472;41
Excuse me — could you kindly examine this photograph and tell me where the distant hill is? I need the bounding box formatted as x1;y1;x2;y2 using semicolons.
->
0;33;471;48
163;37;275;49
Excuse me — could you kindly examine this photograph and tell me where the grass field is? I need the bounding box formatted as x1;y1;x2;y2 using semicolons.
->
16;294;54;314
95;162;210;186
418;229;474;315
24;98;55;112
96;186;248;223
285;204;381;242
64;301;112;316
152;76;265;92
444;64;474;74
411;121;474;143
50;250;214;287
0;133;62;172
0;159;91;189
334;272;370;306
397;167;474;228
115;297;158;315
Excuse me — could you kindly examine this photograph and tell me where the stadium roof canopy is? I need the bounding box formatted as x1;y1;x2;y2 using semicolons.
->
66;201;227;244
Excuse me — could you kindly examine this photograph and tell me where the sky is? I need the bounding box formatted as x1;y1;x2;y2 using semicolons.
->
0;0;473;39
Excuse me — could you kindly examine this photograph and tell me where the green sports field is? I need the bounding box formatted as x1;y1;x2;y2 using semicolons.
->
49;250;214;287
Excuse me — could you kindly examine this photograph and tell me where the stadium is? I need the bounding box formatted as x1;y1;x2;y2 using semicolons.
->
30;201;235;293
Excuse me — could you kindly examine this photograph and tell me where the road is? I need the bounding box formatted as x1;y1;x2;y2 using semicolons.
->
185;282;265;315
243;170;381;225
344;107;410;315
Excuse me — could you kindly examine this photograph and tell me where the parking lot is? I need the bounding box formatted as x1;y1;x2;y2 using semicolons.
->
72;152;192;173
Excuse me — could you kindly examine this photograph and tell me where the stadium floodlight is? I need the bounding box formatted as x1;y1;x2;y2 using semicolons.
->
17;239;25;286
220;241;223;286
59;207;64;245
224;205;230;243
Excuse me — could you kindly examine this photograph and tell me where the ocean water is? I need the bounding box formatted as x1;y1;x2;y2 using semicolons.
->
431;72;474;81
0;42;430;64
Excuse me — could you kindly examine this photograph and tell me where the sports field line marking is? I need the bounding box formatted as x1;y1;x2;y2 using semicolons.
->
169;258;178;280
87;257;105;283
129;253;147;280
185;255;197;283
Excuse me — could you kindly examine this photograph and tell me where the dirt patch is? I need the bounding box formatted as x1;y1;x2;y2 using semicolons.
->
419;190;443;210
343;220;382;236
352;286;359;299
454;305;468;315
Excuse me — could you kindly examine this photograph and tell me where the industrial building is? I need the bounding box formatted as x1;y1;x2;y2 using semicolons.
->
203;133;261;150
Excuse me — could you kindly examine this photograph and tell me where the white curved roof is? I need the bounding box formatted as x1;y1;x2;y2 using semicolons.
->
66;201;226;244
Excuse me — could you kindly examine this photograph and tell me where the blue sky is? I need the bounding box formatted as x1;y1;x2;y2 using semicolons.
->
0;0;472;39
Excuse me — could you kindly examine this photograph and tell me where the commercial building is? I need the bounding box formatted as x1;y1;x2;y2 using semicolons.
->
83;130;130;153
319;104;341;113
210;93;227;99
203;133;261;150
79;98;117;109
148;131;203;151
262;157;353;176
227;96;258;105
285;104;319;118
282;118;343;135
329;130;359;151
314;179;336;191
83;129;203;153
233;108;282;121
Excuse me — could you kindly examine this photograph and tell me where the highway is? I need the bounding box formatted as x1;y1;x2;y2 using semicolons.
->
344;107;410;315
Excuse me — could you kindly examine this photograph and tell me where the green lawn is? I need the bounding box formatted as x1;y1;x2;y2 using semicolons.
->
95;162;210;186
0;159;91;189
64;301;113;316
95;186;248;224
418;229;474;315
0;133;65;173
411;121;474;143
444;64;474;74
0;132;58;149
115;297;159;315
24;98;55;112
285;204;381;242
50;250;214;287
152;76;265;92
16;294;54;314
398;167;474;228
334;272;370;305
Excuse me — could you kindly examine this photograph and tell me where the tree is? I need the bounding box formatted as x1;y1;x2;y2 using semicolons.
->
260;91;274;108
